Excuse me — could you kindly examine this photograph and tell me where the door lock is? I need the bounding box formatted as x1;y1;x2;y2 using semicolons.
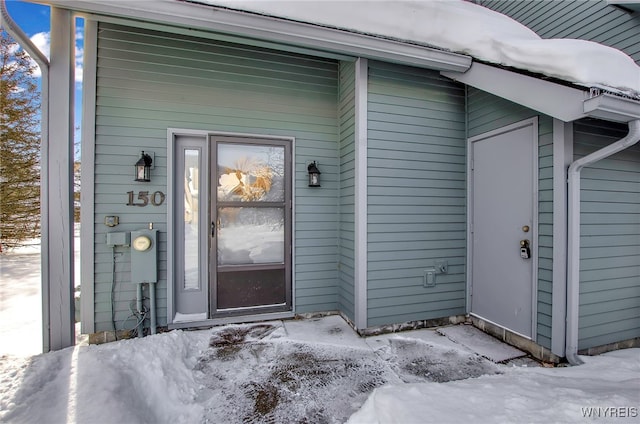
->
520;239;531;259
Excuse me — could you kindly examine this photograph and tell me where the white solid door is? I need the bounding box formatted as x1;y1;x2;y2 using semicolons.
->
470;121;536;338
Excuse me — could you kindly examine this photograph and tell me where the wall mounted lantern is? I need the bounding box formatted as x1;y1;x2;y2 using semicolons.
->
135;151;153;182
307;161;321;187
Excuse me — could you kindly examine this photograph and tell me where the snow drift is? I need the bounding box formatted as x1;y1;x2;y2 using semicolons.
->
205;0;640;96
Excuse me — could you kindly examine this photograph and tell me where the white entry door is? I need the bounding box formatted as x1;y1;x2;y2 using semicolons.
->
470;119;537;338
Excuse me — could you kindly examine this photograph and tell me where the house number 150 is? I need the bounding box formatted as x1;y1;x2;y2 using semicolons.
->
127;191;165;207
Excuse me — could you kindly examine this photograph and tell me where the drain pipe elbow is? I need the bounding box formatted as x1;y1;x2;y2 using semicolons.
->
1;0;50;69
566;119;640;366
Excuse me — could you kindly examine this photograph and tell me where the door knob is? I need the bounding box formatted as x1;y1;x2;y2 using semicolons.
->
522;225;530;233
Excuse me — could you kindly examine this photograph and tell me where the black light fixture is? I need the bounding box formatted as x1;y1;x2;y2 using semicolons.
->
135;151;153;182
307;161;321;187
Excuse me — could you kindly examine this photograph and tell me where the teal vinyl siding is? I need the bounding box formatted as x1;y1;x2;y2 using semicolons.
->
468;88;554;348
479;0;640;63
338;61;356;321
574;119;640;350
366;61;467;327
94;23;340;331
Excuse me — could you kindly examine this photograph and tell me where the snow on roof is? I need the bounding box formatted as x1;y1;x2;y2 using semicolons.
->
201;0;640;97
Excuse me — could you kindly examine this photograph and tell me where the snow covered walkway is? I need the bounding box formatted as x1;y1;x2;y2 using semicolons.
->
0;245;637;424
1;315;638;423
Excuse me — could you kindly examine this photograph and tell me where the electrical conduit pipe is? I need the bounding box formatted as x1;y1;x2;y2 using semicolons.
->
566;119;640;365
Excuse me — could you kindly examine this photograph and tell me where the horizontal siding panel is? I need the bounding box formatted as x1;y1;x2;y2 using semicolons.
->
579;328;640;351
574;120;640;350
365;61;466;327
368;286;466;308
94;22;340;330
96;79;337;117
581;245;640;260
368;302;465;322
338;60;356;320
580;301;640;323
97;102;338;127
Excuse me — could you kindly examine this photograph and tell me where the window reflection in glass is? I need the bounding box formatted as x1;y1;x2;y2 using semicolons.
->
217;207;284;265
184;149;199;290
217;144;285;202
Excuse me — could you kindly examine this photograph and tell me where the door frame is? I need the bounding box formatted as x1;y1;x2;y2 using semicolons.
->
167;128;296;328
466;117;539;340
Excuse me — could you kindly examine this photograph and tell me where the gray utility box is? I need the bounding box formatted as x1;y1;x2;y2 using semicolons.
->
106;231;129;247
130;229;158;284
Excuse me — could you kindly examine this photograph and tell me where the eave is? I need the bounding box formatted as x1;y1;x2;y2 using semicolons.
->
33;0;472;72
442;62;640;123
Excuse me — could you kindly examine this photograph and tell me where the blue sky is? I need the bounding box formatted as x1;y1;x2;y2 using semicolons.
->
6;1;50;35
6;0;84;147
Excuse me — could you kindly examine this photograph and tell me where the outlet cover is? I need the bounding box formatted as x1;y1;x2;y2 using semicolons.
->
435;260;448;274
424;267;436;288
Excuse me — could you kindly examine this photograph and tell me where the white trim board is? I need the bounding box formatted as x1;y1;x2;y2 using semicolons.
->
443;63;640;124
45;7;76;351
353;58;368;330
80;18;98;334
551;119;573;357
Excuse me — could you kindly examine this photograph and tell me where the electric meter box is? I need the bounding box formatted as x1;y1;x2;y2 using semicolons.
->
130;229;158;283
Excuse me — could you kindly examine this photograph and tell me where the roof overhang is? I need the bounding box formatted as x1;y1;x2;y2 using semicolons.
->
607;1;640;13
33;0;471;72
442;62;640;123
583;94;640;122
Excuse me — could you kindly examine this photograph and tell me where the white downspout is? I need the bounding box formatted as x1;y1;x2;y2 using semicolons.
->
566;119;640;365
1;0;51;352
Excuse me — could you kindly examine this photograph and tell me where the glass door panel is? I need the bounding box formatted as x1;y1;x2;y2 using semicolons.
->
217;207;284;265
212;138;291;314
183;149;200;290
217;143;285;202
173;135;208;321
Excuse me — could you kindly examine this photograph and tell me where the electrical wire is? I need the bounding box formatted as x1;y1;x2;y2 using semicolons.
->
124;296;149;337
110;246;117;339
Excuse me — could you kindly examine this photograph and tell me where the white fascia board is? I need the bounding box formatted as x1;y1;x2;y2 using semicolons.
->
607;1;640;12
36;0;471;72
442;62;589;122
583;94;640;122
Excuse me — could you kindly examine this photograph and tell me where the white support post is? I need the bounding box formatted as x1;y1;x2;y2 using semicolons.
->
354;58;368;330
80;19;97;334
45;7;75;351
551;119;572;357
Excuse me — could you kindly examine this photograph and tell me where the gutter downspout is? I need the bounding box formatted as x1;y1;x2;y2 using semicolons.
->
566;119;640;365
1;0;51;352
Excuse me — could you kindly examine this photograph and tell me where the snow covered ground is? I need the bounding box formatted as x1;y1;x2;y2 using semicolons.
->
0;240;43;356
1;246;638;423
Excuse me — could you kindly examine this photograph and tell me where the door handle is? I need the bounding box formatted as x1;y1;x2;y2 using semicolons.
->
520;239;531;259
211;221;215;237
